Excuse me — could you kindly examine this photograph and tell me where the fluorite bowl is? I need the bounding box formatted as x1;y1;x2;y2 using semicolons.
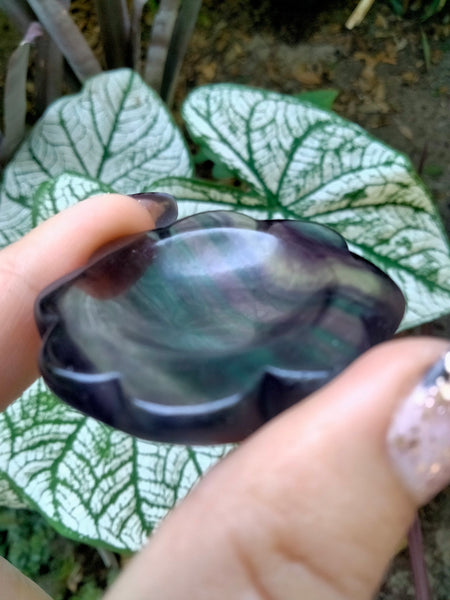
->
35;210;405;444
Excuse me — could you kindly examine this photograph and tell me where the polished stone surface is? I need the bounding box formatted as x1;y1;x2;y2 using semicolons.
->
36;210;405;444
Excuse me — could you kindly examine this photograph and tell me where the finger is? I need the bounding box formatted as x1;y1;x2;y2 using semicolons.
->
0;556;52;600
105;337;449;600
0;194;155;409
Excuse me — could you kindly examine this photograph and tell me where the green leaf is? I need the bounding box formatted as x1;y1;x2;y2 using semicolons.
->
0;197;31;247
293;89;339;111
1;78;449;554
192;88;339;181
1;170;231;551
0;379;232;552
180;84;450;329
0;68;193;246
0;71;204;552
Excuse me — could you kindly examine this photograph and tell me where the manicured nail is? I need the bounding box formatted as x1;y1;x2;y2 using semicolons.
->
128;192;178;228
387;350;450;504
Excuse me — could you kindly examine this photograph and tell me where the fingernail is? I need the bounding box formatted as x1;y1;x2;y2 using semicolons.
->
128;192;178;228
387;350;450;504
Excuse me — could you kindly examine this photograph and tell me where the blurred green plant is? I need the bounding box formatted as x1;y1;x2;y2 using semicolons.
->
388;0;448;19
0;507;119;599
0;0;202;164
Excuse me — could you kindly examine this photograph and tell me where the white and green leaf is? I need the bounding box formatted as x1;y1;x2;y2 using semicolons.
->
0;77;449;553
0;379;231;551
0;479;28;510
151;176;272;219
31;172;113;226
178;84;450;329
0;68;193;246
1;169;233;551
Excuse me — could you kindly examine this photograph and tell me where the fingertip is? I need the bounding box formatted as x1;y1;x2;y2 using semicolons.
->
128;192;178;228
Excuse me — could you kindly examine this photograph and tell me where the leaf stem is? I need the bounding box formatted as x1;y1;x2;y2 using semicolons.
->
408;514;432;600
94;0;131;69
160;0;203;106
144;0;181;94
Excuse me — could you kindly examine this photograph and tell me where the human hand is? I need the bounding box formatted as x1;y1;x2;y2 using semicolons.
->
0;194;448;600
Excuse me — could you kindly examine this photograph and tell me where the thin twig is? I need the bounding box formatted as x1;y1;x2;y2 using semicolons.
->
417;142;429;177
346;0;376;29
96;547;119;569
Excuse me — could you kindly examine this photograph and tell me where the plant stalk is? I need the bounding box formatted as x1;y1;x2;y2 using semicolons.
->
26;0;102;82
130;0;148;69
94;0;131;69
408;515;432;600
0;0;34;34
0;22;42;164
161;0;202;106
144;0;181;94
34;0;70;116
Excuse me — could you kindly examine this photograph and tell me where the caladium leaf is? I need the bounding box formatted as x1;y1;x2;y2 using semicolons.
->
0;196;31;246
1;171;231;551
31;172;113;226
0;379;231;551
0;76;448;553
0;68;193;247
174;84;450;329
149;175;272;218
0;480;28;510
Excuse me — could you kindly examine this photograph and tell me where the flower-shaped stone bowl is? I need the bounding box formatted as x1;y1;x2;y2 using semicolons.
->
35;210;405;444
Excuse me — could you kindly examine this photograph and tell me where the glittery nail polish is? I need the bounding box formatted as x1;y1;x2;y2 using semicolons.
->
387;350;450;504
128;192;178;228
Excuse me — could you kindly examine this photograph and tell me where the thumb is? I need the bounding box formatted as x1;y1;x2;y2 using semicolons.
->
105;337;449;600
0;193;158;408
